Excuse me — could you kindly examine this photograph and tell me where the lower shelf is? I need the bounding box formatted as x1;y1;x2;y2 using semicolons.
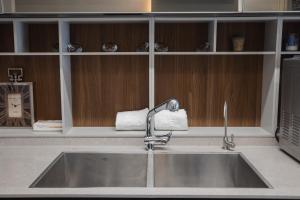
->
0;127;274;138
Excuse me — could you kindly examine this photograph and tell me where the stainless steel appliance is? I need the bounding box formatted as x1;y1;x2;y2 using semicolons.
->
279;56;300;161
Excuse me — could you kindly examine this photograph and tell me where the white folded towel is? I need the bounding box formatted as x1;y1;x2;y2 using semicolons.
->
154;109;188;131
33;120;62;132
115;108;149;131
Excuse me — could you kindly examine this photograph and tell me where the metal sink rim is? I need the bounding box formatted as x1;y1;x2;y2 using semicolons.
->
30;151;272;189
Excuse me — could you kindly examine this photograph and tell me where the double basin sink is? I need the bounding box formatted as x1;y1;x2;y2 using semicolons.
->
31;152;271;188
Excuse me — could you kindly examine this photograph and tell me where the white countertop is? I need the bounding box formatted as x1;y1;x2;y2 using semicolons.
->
0;144;300;198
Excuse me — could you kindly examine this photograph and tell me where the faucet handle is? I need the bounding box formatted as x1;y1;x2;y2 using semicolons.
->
230;134;236;148
156;131;172;142
156;131;172;138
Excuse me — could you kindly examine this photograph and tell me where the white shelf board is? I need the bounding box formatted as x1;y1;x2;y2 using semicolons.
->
155;52;276;55
155;52;215;55
68;127;274;138
0;52;60;56
0;128;62;137
0;127;274;138
281;51;300;55
62;52;149;56
213;52;276;55
0;52;18;56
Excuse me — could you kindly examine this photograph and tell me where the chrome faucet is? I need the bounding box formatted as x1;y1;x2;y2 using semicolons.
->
223;101;235;150
144;99;180;150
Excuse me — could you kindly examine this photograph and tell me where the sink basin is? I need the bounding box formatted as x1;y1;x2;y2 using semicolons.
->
154;153;270;188
31;153;148;188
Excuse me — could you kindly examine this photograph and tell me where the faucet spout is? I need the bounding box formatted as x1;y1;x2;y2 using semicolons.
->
223;101;235;151
145;99;179;150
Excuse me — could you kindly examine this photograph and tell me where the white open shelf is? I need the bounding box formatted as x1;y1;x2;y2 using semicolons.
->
281;51;300;55
155;52;276;55
0;16;294;138
62;52;149;56
0;52;60;56
0;127;273;138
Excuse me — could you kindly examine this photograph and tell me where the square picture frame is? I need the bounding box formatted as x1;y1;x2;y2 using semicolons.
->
0;82;34;128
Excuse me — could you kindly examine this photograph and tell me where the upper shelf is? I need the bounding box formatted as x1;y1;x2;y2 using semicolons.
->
216;21;277;52
155;21;214;52
1;17;298;56
65;22;149;53
14;22;59;53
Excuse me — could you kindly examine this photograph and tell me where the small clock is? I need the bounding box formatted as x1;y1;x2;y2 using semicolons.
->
0;83;34;127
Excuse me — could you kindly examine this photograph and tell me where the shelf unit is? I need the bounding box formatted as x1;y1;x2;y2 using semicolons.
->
0;16;292;137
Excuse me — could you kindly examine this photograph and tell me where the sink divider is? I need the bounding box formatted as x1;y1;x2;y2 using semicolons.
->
147;151;154;187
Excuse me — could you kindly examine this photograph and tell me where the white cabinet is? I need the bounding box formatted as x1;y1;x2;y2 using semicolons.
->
1;0;15;13
243;0;288;11
13;0;150;13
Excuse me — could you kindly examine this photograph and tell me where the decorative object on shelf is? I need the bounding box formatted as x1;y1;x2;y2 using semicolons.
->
136;42;149;52
67;43;83;52
33;120;62;132
286;33;299;51
195;42;210;52
8;68;23;82
232;36;245;52
0;69;34;127
155;42;169;52
102;42;118;52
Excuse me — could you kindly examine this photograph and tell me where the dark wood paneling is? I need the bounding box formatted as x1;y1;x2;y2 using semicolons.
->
155;23;209;51
71;56;149;126
0;56;61;121
70;23;149;52
155;55;263;126
217;22;265;52
0;23;14;52
28;23;59;52
282;22;300;51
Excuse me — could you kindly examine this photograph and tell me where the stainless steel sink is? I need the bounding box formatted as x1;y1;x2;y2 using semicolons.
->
154;153;271;188
31;152;271;189
30;153;148;188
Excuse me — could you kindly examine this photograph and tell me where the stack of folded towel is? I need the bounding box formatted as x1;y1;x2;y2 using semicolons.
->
115;108;188;131
115;108;149;130
154;109;188;131
33;120;62;132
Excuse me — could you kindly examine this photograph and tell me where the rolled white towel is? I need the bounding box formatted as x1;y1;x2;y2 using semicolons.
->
154;109;188;131
115;108;149;131
33;120;62;132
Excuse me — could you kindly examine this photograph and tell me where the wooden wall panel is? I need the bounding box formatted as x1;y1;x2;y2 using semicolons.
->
155;55;263;126
0;23;14;52
28;23;59;52
155;23;209;51
217;22;265;51
0;56;61;121
70;23;149;52
72;55;149;126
